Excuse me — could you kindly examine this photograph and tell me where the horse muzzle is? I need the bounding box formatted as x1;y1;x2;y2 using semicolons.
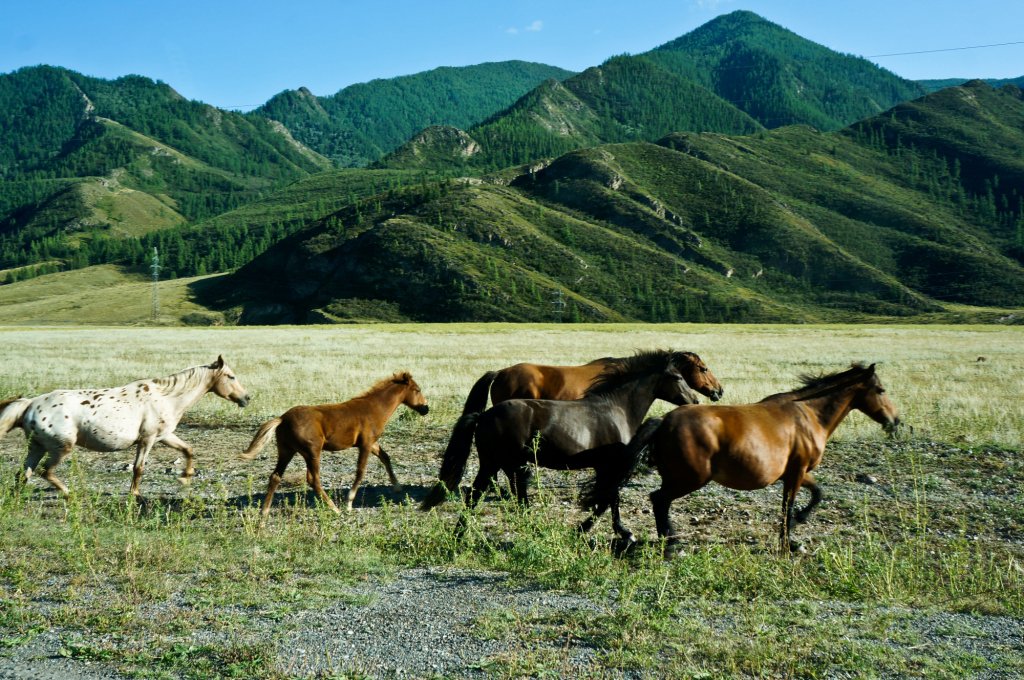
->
707;387;724;402
234;394;251;408
414;404;429;415
883;417;900;436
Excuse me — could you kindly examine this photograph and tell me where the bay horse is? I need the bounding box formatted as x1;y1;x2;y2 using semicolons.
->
583;363;899;553
0;356;249;497
421;350;704;543
455;354;723;417
239;371;428;515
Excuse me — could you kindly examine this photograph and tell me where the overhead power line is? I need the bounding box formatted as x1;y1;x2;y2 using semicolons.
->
867;41;1024;58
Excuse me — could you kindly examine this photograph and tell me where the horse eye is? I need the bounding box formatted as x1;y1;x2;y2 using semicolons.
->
228;375;236;381
700;367;708;373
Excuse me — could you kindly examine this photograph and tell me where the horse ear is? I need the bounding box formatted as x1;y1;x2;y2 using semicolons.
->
394;371;411;384
212;355;224;369
867;363;876;374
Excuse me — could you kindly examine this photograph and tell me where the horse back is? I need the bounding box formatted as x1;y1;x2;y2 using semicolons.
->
491;361;605;403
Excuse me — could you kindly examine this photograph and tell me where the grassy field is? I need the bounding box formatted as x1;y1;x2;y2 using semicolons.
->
0;324;1021;678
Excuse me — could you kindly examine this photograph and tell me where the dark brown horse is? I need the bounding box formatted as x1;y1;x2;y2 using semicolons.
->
421;350;707;543
583;363;899;553
456;353;723;417
239;372;428;515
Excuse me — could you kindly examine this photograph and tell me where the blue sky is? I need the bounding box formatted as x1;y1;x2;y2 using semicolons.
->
3;0;1022;110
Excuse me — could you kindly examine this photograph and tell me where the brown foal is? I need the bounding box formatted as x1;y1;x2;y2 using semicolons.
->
239;371;428;515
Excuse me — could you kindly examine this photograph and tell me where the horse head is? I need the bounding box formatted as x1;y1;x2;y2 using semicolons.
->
674;351;723;402
395;371;429;415
851;363;900;434
656;363;701;406
208;355;250;408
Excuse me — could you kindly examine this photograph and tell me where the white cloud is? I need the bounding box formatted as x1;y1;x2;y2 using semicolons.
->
526;20;543;32
506;27;519;34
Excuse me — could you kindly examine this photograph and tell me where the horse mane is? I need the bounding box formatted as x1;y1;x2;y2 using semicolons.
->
151;364;217;396
772;362;873;402
356;371;413;398
585;349;677;397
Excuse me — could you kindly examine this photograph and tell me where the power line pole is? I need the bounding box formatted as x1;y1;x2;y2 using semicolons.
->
551;288;565;322
150;247;160;322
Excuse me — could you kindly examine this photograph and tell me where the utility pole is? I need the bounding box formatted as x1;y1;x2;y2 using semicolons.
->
551;288;565;322
150;247;160;322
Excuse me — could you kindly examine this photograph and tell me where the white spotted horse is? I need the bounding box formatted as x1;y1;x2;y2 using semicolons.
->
0;356;249;497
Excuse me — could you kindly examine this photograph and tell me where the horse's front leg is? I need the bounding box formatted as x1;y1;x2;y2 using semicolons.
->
780;469;805;554
130;434;158;497
373;443;402;492
346;445;372;511
160;432;196;484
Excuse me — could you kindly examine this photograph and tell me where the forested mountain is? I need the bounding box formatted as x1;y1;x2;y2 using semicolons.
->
2;12;1022;323
200;80;1024;324
377;11;928;172
918;76;1024;93
645;10;927;129
378;57;761;171
253;61;574;167
0;65;331;277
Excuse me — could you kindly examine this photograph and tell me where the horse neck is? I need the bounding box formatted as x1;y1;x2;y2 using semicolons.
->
157;367;219;414
358;382;408;422
610;373;663;429
801;385;860;437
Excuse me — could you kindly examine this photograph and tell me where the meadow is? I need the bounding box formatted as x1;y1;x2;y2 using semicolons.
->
0;323;1021;678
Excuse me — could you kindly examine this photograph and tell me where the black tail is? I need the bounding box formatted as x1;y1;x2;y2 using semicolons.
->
420;412;481;510
579;417;663;509
458;371;497;416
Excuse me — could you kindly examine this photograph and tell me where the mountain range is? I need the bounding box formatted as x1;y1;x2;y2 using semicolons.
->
0;11;1021;323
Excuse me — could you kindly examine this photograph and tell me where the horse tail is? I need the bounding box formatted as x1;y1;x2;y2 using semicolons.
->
579;417;664;510
458;371;498;416
420;412;481;510
238;417;282;461
0;397;30;437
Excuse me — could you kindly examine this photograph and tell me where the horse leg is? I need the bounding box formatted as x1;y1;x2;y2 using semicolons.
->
780;469;805;554
17;440;47;488
650;487;678;549
260;441;295;516
344;445;372;512
130;435;158;497
302;447;340;514
160;432;196;484
39;442;74;497
373;443;402;492
454;459;502;539
795;473;823;524
508;465;532;506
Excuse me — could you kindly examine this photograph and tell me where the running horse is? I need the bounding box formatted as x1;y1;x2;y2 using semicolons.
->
0;356;250;497
583;363;899;553
421;350;705;544
239;371;428;515
456;354;723;416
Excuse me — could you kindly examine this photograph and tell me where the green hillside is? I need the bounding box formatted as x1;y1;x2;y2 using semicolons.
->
378;11;927;173
254;61;575;166
646;10;927;130
199;79;1024;324
0;66;332;277
919;76;1024;93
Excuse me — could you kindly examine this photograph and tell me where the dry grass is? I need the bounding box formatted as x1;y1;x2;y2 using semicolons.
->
0;323;1018;445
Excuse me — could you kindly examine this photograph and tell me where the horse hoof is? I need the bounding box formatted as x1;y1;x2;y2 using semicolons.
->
177;475;193;486
789;540;808;554
611;534;638;557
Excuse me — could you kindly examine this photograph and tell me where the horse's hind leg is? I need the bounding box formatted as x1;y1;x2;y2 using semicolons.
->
40;442;74;496
301;446;341;514
130;435;158;497
508;465;532;506
159;432;196;484
373;444;402;491
261;441;296;516
795;473;823;524
17;440;48;489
